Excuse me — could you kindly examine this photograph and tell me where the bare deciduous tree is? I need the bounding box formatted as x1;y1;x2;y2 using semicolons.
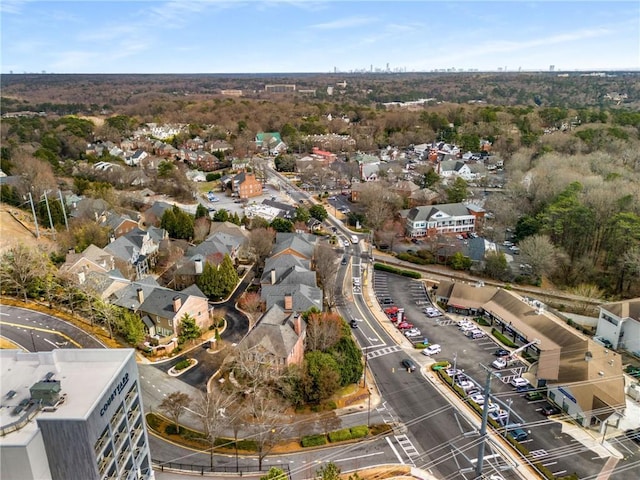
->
304;311;342;352
244;387;288;471
159;391;191;432
519;234;560;280
247;228;275;268
193;388;236;468
314;244;339;308
0;244;51;302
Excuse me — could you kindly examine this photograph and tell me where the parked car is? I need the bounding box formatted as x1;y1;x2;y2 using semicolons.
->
541;404;561;416
404;328;422;337
470;394;485;405
516;384;535;393
426;310;442;318
381;298;394;305
397;322;414;330
457;380;475;391
422;344;442;356
401;358;417;372
506;424;529;442
510;377;530;388
494;349;510;357
492;358;507;369
446;368;463;377
489;409;509;424
525;391;544;401
468;330;485;339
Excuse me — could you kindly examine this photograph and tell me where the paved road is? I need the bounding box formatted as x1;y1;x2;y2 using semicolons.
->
372;272;640;480
0;304;106;351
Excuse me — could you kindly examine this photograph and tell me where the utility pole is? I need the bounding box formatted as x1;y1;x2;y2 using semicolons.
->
58;189;69;231
475;366;493;478
43;190;55;239
28;191;40;239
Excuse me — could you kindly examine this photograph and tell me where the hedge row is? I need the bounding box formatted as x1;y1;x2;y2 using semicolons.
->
374;263;421;279
301;426;370;447
491;328;518;348
301;434;327;447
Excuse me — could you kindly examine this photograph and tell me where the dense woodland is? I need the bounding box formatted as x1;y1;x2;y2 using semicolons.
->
1;72;640;300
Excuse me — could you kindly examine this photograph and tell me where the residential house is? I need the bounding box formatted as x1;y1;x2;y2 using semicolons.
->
270;232;317;261
99;211;139;239
209;140;232;153
261;199;297;220
124;149;148;166
595;299;640;353
310;147;337;165
260;254;312;287
59;244;115;284
232;172;263;199
236;304;306;370
104;227;166;279
137;285;212;342
409;187;440;207
172;231;245;289
390;180;420;199
402;203;481;238
255;132;287;156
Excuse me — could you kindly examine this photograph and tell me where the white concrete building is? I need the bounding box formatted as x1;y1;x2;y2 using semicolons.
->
0;349;152;480
595;298;640;354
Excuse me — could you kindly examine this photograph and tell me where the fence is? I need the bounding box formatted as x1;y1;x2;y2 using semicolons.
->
152;459;291;478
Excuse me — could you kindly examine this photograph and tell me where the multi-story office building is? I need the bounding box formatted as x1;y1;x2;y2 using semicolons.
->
0;349;153;480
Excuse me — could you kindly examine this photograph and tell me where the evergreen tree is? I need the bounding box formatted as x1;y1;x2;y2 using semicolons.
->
197;262;222;299
117;309;146;344
195;203;208;219
446;177;469;203
219;254;239;296
178;313;201;345
270;217;293;232
213;209;229;222
309;204;328;222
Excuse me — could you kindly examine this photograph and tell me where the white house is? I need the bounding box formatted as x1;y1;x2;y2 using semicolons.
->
402;203;481;237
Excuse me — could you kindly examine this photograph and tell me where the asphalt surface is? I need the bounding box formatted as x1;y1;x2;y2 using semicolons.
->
370;272;640;480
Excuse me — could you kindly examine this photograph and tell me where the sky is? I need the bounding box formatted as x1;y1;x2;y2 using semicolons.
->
1;1;638;74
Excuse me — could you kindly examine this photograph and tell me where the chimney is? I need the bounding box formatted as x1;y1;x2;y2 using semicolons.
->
270;269;276;285
172;295;182;312
194;258;203;274
284;294;293;311
136;288;144;304
293;314;302;336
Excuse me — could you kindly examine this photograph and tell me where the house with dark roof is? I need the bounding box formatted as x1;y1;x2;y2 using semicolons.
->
99;211;139;239
104;227;166;280
137;285;211;339
270;232;317;261
236;304;306;370
261;199;297;220
401;203;481;238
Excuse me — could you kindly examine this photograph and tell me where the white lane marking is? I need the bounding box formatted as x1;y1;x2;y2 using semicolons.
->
386;436;404;464
43;338;59;348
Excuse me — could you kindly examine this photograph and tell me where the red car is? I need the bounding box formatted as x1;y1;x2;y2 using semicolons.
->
397;322;414;330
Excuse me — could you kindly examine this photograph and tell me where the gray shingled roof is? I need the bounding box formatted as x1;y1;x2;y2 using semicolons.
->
406;203;472;222
239;304;303;360
262;255;310;283
272;233;316;259
139;289;188;319
110;280;162;310
261;283;323;311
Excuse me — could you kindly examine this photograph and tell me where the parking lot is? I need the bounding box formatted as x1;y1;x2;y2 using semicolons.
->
370;271;637;479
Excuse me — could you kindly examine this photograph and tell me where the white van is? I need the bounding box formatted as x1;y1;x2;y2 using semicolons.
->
350;235;359;244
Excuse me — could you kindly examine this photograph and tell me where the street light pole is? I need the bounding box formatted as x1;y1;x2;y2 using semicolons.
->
475;367;494;478
451;352;457;387
503;398;513;437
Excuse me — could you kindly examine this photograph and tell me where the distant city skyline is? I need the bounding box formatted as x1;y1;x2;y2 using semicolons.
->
1;1;638;74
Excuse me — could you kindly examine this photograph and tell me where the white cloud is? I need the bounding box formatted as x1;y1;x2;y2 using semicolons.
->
310;15;377;30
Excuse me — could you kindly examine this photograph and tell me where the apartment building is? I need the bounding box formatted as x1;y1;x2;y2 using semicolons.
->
0;349;152;480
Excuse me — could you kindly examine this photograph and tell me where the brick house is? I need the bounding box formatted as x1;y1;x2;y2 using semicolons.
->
232;172;263;199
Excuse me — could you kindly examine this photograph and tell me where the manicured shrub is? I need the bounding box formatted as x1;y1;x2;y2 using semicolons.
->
165;424;180;435
301;434;327;447
350;426;369;439
174;359;192;371
328;428;352;443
